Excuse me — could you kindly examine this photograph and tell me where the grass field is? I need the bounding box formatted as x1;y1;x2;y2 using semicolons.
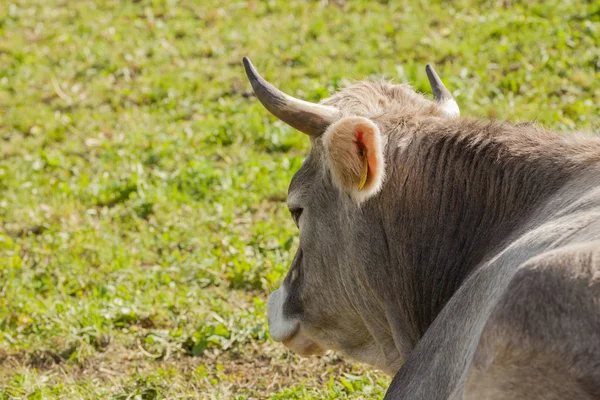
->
1;0;599;398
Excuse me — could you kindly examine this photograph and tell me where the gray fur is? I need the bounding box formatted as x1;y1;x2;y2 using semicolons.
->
249;68;600;399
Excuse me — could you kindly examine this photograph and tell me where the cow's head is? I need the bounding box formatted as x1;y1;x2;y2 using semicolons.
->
244;58;459;374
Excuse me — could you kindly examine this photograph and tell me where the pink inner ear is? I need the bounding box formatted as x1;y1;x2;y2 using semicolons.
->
356;126;377;182
357;129;364;144
356;130;365;154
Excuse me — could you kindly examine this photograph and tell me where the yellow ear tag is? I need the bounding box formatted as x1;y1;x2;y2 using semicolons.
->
358;151;368;191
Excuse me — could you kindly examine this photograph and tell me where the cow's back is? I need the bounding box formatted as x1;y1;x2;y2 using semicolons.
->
466;241;600;399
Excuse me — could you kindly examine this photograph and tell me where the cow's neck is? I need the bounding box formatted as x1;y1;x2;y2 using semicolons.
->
377;119;600;344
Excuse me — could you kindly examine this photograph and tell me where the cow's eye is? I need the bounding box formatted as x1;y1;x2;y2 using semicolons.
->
289;207;303;227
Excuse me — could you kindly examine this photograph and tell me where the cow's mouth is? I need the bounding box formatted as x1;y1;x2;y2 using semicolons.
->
282;329;325;357
267;286;325;356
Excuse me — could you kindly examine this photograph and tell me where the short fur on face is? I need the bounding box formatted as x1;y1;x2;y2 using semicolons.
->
322;116;385;204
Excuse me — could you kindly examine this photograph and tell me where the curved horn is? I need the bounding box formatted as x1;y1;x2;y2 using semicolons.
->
425;64;460;117
243;57;339;136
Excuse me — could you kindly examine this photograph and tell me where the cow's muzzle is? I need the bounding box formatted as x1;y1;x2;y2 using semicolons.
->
267;286;324;356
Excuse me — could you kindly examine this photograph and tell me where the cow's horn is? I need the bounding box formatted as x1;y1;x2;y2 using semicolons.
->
243;57;340;136
425;64;460;117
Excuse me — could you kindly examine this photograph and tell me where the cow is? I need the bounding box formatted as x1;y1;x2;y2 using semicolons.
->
242;57;600;399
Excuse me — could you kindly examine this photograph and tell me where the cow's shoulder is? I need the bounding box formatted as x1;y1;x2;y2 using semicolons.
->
466;242;600;399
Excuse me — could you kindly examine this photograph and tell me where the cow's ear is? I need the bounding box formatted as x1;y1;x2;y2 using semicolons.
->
323;116;385;204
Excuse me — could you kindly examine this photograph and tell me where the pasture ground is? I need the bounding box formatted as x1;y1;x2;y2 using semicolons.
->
1;0;599;398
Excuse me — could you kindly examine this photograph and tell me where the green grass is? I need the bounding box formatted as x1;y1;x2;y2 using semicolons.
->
0;0;599;398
